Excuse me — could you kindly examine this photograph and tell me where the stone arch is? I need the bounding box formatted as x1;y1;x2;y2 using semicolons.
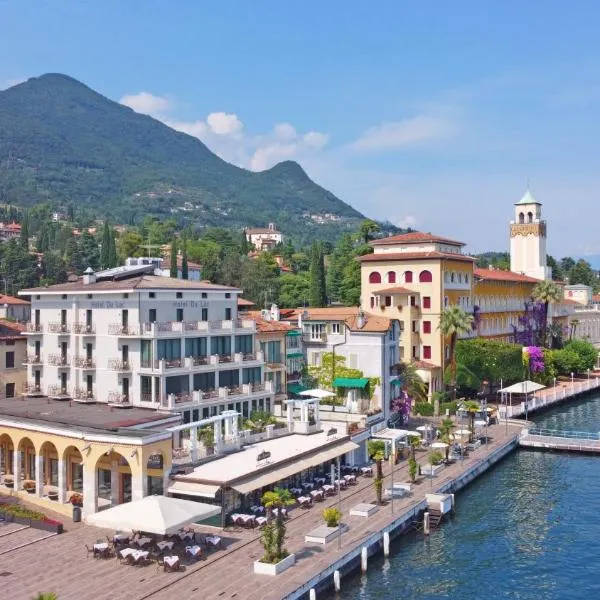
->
419;270;433;283
527;211;533;223
519;212;525;224
63;444;84;494
16;436;36;484
93;448;134;508
0;432;15;480
386;271;396;284
39;440;60;488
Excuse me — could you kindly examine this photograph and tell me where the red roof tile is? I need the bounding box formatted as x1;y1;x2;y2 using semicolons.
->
0;319;25;340
0;294;30;305
412;360;438;370
473;268;540;284
371;232;464;247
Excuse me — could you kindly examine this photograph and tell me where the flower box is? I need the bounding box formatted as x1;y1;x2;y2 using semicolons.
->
305;524;348;545
253;553;296;576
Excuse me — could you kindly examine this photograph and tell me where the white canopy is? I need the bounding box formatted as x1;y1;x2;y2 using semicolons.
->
416;425;433;431
299;388;336;399
431;442;448;449
498;380;546;394
86;496;220;535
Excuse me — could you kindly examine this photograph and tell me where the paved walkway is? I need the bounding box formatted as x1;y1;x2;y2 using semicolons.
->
0;420;525;600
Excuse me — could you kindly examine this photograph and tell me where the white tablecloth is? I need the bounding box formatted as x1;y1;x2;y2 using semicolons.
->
135;537;152;547
164;555;179;568
157;540;174;550
205;535;221;547
93;543;108;551
186;545;202;557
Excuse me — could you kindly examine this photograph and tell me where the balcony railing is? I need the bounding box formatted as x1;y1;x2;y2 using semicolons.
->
242;352;257;361
217;354;233;364
24;354;42;365
47;354;70;367
47;384;70;398
108;391;130;405
72;323;96;334
22;383;43;396
108;324;139;336
48;322;71;334
192;356;209;366
25;323;43;333
141;319;257;336
252;382;266;392
108;359;131;371
287;370;301;382
73;356;95;369
171;392;193;404
73;387;95;402
202;388;219;399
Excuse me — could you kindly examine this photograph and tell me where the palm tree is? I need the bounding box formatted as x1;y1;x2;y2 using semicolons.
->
569;318;580;341
438;418;455;460
260;487;295;564
395;361;428;403
367;439;386;505
532;280;562;347
358;219;381;244
461;400;481;442
439;306;474;401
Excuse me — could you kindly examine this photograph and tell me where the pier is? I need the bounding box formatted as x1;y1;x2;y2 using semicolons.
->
520;428;600;453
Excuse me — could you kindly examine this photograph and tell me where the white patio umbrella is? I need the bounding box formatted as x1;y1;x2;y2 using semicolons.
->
86;496;220;535
474;420;487;427
455;429;471;435
431;441;448;449
299;389;336;399
416;425;432;431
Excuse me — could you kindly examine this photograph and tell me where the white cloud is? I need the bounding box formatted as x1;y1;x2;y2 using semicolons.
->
347;116;454;152
273;123;297;140
120;92;173;117
206;112;243;136
395;214;418;229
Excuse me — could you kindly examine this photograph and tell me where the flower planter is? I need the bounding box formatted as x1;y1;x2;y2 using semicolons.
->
3;481;14;489
253;553;296;576
25;488;35;494
305;524;348;545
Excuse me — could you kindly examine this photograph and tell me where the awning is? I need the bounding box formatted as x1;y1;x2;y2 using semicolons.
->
391;378;402;386
167;481;220;499
287;383;308;395
232;440;359;495
287;330;301;336
333;377;369;389
498;380;546;394
286;352;304;359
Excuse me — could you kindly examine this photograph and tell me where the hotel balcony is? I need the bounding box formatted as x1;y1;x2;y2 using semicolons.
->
73;356;96;369
108;324;140;336
47;322;71;335
23;323;43;334
107;391;132;407
140;352;265;374
159;381;275;410
302;333;328;344
21;383;44;397
107;358;131;372
265;353;286;369
47;354;71;367
72;323;96;335
23;354;42;365
140;318;257;338
72;387;96;404
47;384;71;400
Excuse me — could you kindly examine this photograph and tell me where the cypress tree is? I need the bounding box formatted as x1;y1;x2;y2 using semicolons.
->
100;222;111;269
170;239;178;278
309;242;327;307
181;236;189;280
19;211;29;249
108;228;118;268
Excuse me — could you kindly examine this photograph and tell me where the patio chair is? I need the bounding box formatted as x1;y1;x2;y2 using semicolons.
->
85;544;95;559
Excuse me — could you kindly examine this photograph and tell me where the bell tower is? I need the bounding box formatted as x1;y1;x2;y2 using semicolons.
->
509;190;551;280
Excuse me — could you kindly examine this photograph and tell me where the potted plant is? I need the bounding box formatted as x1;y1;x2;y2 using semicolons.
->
408;456;418;483
254;487;296;575
70;492;83;522
428;450;444;466
3;474;14;488
198;426;215;455
323;507;342;528
367;439;386;505
22;479;36;494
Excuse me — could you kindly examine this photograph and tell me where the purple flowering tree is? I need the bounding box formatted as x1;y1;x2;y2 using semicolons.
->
512;300;547;347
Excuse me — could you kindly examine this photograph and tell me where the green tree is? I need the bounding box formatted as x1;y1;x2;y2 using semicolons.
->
181;236;189;280
277;272;310;307
358;219;380;244
169;238;178;278
41;251;68;285
107;228;118;268
367;439;386;505
79;230;100;270
326;234;354;303
308;352;364;392
340;259;361;306
117;230;143;259
395;361;428;403
568;259;595;286
560;256;575;276
547;255;563;282
187;239;221;282
438;418;455;460
563;339;598;372
239;253;280;306
532;280;562;346
64;236;83;274
33;593;58;600
309;242;327;307
461;400;481;442
19;211;29;249
439;306;474;402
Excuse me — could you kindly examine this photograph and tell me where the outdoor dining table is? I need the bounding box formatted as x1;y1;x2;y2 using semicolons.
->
135;536;152;547
343;474;357;484
297;495;312;507
113;533;130;543
322;484;335;495
314;477;326;485
272;508;287;517
93;542;109;557
302;482;315;490
178;531;194;541
163;555;180;569
185;545;203;559
120;548;149;563
255;516;267;526
310;489;324;501
157;540;174;551
335;478;347;488
250;505;265;514
361;466;373;476
290;487;303;496
205;535;221;548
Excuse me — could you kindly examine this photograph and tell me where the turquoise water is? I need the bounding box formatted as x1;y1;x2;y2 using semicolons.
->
330;393;600;600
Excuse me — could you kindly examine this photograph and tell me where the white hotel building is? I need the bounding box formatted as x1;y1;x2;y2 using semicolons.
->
19;266;275;424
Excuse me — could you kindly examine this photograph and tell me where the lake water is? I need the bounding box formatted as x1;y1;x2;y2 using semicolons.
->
329;392;600;600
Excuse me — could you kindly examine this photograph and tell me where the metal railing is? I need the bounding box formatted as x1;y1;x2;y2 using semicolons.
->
72;323;96;334
108;391;130;404
47;384;70;397
48;322;70;334
73;356;95;368
73;387;95;401
526;428;600;441
47;354;70;366
24;354;42;365
108;323;139;336
25;323;43;333
107;358;131;371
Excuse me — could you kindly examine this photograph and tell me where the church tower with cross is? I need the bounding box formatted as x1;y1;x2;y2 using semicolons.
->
509;189;552;280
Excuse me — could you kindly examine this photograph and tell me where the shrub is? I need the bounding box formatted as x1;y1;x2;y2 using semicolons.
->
414;402;434;416
22;479;36;491
428;450;444;466
322;507;342;527
439;401;458;415
563;339;598;373
408;456;418;482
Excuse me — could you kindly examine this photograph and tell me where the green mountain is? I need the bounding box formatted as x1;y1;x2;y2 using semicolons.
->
0;73;375;244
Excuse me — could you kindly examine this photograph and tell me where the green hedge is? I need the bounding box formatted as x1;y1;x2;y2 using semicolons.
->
414;402;434;416
440;401;458;415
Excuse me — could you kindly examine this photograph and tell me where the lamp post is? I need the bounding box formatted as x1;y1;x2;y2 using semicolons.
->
388;440;394;514
336;456;342;549
571;372;574;390
553;377;557;401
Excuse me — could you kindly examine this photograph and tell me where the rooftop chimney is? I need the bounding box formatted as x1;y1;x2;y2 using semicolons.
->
83;267;96;285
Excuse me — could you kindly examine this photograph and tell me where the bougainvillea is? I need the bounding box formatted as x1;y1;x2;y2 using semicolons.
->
523;346;545;374
512;300;547;347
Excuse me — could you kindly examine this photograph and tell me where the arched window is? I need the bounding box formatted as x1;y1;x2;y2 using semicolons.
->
419;270;433;283
386;271;396;284
450;272;455;283
519;212;525;224
369;272;381;284
527;211;533;223
404;270;413;283
465;274;469;284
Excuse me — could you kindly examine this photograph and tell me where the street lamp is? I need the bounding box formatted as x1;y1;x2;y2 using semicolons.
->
553;377;557;400
571;372;574;389
336;456;342;549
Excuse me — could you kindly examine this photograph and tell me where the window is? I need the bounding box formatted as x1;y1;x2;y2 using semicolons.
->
410;295;416;307
235;335;253;353
423;321;431;334
157;339;181;360
412;321;418;333
5;352;15;369
225;293;231;299
87;294;92;299
123;293;129;299
423;296;431;309
148;309;156;323
62;294;67;300
186;337;208;357
444;296;449;307
450;272;455;283
201;308;208;321
149;292;155;298
387;271;396;284
404;271;413;283
176;292;183;299
201;292;207;298
419;270;433;283
399;321;405;331
385;296;391;307
370;296;375;308
5;383;15;398
369;272;381;284
176;308;184;322
423;346;432;360
412;345;418;359
210;336;231;355
331;323;341;334
225;307;232;320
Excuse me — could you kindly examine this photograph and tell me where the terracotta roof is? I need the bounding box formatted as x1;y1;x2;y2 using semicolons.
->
0;222;21;232
245;227;281;235
248;316;295;333
371;232;464;247
20;275;238;294
561;299;581;306
371;286;413;295
237;297;256;307
0;294;30;306
592;295;600;303
358;252;476;263
0;319;25;340
473;268;540;284
344;314;392;333
283;307;360;322
412;360;438;370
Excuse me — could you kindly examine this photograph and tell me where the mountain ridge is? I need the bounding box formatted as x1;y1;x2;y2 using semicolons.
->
0;74;378;244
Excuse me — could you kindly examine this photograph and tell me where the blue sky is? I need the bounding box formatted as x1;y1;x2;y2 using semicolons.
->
1;0;599;257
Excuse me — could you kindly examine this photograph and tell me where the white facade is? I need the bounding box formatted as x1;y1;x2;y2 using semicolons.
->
564;284;593;306
245;223;283;251
20;274;274;423
509;191;552;280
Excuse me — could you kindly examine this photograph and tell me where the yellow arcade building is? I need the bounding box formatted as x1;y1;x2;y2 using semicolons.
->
0;396;177;518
